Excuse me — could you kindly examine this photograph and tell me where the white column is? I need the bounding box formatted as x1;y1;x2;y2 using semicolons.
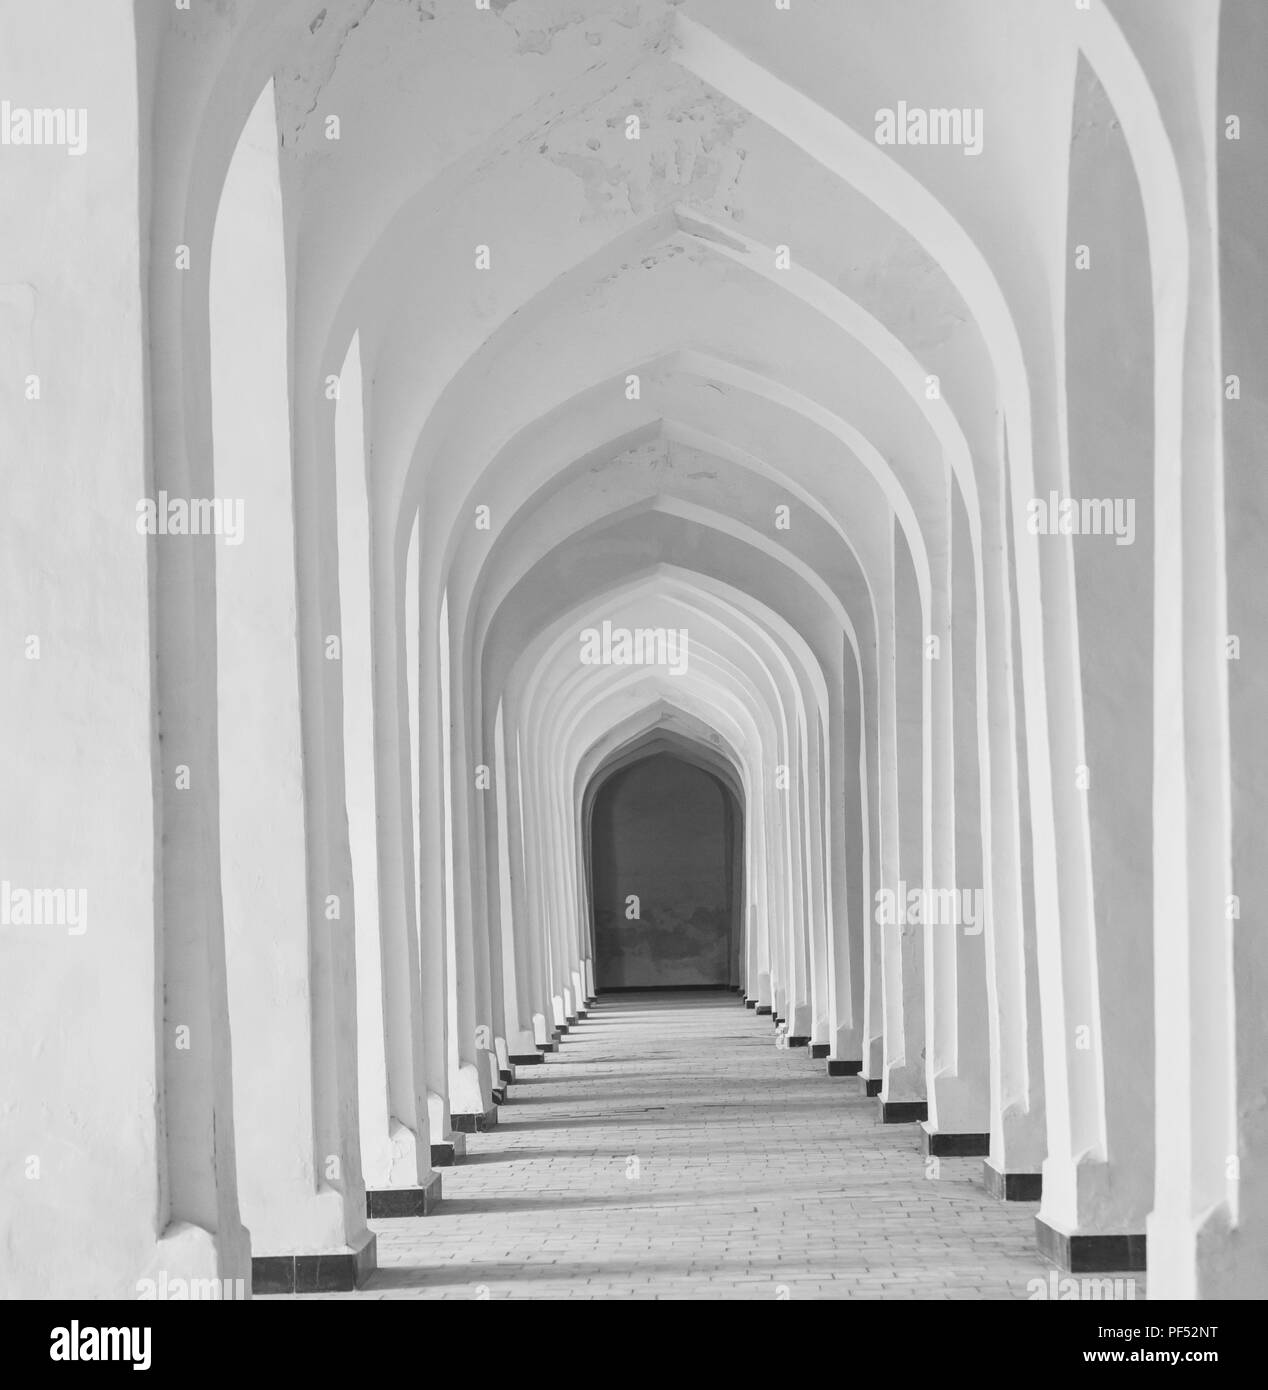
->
982;447;1046;1194
882;521;927;1112
923;485;991;1145
0;0;249;1297
214;82;370;1284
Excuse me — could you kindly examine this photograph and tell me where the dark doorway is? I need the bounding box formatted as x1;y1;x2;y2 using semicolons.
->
589;752;741;990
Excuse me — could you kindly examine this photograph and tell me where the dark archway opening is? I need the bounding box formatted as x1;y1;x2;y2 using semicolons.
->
589;752;742;991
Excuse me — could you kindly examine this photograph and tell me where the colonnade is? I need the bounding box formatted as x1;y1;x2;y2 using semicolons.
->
1;0;1264;1300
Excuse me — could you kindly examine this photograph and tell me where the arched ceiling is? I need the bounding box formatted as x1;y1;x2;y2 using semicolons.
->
147;0;1204;912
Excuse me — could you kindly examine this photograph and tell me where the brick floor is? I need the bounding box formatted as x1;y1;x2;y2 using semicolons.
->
278;990;1144;1300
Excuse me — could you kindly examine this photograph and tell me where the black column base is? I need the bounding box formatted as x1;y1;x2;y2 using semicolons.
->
509;1052;543;1065
922;1125;991;1157
810;1044;830;1059
253;1231;376;1295
366;1172;442;1218
864;1077;883;1096
491;1086;507;1105
1035;1217;1146;1273
429;1142;459;1167
827;1059;862;1076
745;999;757;1009
983;1162;1042;1202
878;1099;928;1123
786;1035;810;1047
755;1005;772;1016
575;1010;588;1020
451;1106;497;1133
499;1067;513;1085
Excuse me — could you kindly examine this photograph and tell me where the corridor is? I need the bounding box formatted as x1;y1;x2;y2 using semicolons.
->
303;993;1088;1301
4;0;1265;1309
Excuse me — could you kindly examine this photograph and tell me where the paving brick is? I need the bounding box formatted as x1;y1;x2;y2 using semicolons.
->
269;991;1144;1300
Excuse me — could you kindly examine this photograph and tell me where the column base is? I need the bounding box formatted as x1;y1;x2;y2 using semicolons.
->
499;1067;513;1085
827;1059;862;1076
755;1005;772;1016
864;1078;882;1096
509;1053;543;1065
252;1230;376;1295
878;1099;928;1123
921;1122;990;1157
491;1086;507;1105
1035;1217;1146;1273
786;1035;810;1047
366;1172;442;1219
430;1143;458;1167
536;1041;558;1054
575;1010;588;1020
451;1106;498;1133
983;1161;1042;1202
745;999;757;1009
810;1044;830;1059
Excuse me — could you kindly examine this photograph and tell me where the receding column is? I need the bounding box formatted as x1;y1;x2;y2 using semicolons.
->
828;641;869;1075
544;777;573;1032
859;634;887;1082
438;590;494;1126
1198;3;1268;1295
490;701;529;1073
881;521;927;1117
502;715;545;1061
785;722;814;1041
339;338;389;1191
214;82;371;1292
982;446;1046;1199
808;708;836;1054
518;730;556;1048
453;657;504;1100
1148;4;1260;1298
1033;60;1154;1272
145;10;255;1299
749;782;774;1010
922;485;991;1153
338;340;438;1217
414;535;463;1161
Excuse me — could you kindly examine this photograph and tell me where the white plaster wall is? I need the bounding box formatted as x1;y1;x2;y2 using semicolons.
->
0;0;168;1299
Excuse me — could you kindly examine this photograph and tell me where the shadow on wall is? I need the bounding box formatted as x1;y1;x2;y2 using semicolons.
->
591;753;738;989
